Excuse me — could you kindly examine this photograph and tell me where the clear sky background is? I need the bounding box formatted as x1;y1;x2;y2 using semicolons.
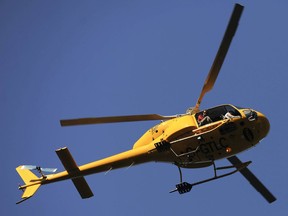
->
1;0;287;215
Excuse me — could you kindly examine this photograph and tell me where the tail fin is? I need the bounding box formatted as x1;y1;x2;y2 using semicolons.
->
16;166;42;204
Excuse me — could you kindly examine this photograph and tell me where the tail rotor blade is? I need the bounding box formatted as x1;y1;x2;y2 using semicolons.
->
21;165;57;173
20;165;37;170
227;156;276;203
40;168;57;173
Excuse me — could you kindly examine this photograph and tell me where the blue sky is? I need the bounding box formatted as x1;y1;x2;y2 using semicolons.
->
1;0;287;215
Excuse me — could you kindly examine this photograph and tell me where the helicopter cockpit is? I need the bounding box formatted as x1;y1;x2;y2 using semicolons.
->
196;105;241;126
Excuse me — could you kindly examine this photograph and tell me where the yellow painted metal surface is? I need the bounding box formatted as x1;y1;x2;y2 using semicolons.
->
16;105;270;203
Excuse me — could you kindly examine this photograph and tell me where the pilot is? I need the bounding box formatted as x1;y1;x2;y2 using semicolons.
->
224;111;239;119
197;110;212;126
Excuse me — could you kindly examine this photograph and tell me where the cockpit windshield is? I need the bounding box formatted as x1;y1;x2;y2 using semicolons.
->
196;105;241;126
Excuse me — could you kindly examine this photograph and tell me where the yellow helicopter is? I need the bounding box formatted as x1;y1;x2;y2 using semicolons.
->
16;4;276;204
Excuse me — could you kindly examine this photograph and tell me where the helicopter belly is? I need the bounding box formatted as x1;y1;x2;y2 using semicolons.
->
160;118;263;168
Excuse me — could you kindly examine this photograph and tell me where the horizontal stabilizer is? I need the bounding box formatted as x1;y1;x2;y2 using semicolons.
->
56;147;94;198
72;177;94;199
56;147;78;172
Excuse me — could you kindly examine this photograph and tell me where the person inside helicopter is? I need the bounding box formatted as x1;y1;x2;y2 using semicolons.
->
223;111;240;119
197;110;212;126
196;105;241;126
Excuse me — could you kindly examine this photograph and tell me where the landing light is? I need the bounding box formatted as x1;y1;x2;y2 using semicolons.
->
226;147;232;153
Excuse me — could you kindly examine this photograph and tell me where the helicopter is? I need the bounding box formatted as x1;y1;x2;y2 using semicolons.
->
16;3;276;204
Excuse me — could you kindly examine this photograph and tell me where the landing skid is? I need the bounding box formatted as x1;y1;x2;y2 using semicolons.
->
170;160;251;194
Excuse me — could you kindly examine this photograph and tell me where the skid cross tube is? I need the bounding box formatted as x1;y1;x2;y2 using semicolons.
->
170;160;251;194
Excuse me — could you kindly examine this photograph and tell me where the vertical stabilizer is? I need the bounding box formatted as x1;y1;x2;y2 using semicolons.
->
16;166;42;204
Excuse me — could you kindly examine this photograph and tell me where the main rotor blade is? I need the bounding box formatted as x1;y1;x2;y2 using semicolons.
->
227;156;276;203
60;114;177;126
194;4;244;112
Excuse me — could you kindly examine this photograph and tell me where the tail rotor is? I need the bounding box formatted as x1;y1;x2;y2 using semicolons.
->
16;165;57;204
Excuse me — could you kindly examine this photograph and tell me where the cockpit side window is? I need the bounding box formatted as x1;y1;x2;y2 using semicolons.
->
207;107;226;122
225;105;241;117
196;105;241;126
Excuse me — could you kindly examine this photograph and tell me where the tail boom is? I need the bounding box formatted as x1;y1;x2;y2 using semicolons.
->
16;144;156;204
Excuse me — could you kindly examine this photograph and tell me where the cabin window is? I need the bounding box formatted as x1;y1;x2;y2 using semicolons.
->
196;105;241;126
243;109;258;121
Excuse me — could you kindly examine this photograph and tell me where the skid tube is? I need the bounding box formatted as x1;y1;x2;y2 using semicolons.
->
170;160;251;194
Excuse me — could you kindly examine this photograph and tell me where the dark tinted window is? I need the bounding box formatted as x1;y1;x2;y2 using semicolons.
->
197;105;241;125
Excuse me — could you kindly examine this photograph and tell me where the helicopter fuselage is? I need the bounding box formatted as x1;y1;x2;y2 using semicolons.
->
16;4;276;204
40;104;270;186
132;104;270;168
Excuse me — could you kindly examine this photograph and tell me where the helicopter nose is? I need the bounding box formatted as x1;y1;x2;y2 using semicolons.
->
256;112;270;140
